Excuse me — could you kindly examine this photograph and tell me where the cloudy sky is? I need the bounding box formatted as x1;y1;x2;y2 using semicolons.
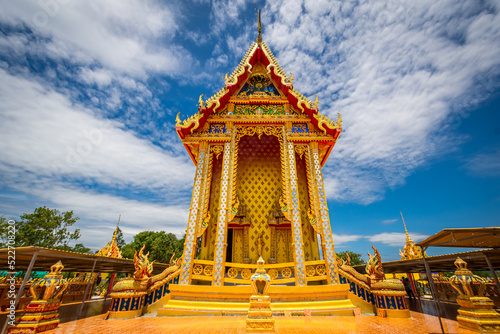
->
0;0;499;261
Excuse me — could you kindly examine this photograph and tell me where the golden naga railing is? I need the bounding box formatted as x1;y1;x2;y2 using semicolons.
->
191;259;327;285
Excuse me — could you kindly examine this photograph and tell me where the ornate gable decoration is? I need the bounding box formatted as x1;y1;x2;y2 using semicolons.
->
175;14;343;166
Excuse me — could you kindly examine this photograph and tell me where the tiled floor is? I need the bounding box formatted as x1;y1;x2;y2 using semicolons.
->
43;311;476;334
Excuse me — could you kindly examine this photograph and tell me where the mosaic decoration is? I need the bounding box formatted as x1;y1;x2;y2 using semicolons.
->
311;148;339;284
209;123;225;134
180;148;206;285
291;124;308;133
233;104;285;115
285;134;306;286
197;149;213;238
237;73;279;97
212;140;234;286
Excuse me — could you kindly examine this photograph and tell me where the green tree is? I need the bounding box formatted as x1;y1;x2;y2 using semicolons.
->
0;207;88;252
114;227;126;249
122;231;184;264
70;243;92;254
336;250;366;266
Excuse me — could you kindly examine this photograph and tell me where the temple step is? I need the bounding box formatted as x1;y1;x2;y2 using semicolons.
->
158;299;358;316
157;283;359;316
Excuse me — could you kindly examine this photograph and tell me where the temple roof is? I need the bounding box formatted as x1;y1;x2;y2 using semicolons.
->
175;26;342;166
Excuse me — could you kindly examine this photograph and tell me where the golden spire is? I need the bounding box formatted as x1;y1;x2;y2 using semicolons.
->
399;211;423;260
257;9;262;44
400;211;411;241
96;214;123;259
112;214;121;243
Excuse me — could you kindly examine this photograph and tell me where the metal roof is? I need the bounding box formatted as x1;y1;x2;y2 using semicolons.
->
416;227;500;248
352;249;500;274
0;246;171;274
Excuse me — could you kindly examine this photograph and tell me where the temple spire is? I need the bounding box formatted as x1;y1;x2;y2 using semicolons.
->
257;9;262;44
400;211;411;241
112;214;121;242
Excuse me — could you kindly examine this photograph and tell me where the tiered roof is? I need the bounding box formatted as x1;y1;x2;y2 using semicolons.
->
175;17;342;166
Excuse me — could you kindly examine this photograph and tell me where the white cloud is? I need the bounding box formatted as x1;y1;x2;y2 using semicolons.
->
0;68;194;197
36;185;189;248
79;68;113;87
381;219;398;225
367;232;429;247
464;148;500;177
0;67;195;248
0;0;188;77
332;233;364;244
263;0;500;203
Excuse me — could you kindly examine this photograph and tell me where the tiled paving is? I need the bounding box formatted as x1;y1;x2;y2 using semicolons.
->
43;311;476;334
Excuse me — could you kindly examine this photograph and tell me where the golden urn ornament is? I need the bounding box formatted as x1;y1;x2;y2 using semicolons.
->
450;257;500;333
8;261;69;333
246;256;275;332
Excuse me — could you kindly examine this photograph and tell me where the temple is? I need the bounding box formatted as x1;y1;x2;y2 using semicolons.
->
158;14;408;319
174;15;342;289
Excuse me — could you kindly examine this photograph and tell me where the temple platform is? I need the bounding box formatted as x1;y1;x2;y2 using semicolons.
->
157;283;359;316
44;312;477;334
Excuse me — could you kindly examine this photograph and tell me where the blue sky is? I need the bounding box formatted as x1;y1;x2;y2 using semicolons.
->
0;0;499;262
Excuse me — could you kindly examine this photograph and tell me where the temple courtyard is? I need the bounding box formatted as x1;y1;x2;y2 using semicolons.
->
44;312;475;334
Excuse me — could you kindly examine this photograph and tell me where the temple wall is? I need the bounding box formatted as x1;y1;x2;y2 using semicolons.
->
200;153;222;261
237;134;281;264
295;154;320;261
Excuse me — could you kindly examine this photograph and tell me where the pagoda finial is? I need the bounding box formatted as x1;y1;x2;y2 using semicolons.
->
112;214;121;242
257;9;262;44
400;211;411;241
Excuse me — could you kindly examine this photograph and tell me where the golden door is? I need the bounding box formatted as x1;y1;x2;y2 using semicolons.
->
232;229;244;263
276;228;293;263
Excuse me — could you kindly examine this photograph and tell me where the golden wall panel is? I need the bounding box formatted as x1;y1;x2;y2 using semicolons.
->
200;154;222;261
237;134;281;264
295;154;320;261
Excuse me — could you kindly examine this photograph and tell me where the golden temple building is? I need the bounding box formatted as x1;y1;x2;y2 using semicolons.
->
98;15;410;321
175;15;342;288
398;211;423;261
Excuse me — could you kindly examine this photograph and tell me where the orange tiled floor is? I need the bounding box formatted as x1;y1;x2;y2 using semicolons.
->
43;311;477;334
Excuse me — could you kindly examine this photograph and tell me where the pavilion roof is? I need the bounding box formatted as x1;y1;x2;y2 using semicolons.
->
416;227;500;249
0;246;170;274
352;248;500;274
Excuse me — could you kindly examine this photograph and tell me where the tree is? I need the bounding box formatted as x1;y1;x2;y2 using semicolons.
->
336;250;366;266
0;207;88;252
122;231;184;264
114;227;126;249
71;243;92;254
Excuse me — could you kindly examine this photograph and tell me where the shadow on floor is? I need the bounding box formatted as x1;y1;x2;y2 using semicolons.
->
407;297;460;321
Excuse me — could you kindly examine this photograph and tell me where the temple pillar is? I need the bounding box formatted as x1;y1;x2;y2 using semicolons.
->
212;132;238;286
283;129;306;286
179;142;211;285
309;142;339;284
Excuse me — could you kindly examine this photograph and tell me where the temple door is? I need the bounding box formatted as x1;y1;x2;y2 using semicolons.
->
276;228;293;263
232;228;244;263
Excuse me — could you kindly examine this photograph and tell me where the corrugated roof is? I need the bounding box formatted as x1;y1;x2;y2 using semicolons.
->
0;246;170;274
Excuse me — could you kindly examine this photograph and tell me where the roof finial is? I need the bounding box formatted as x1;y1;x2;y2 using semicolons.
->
257;9;262;44
400;211;411;241
112;214;121;242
